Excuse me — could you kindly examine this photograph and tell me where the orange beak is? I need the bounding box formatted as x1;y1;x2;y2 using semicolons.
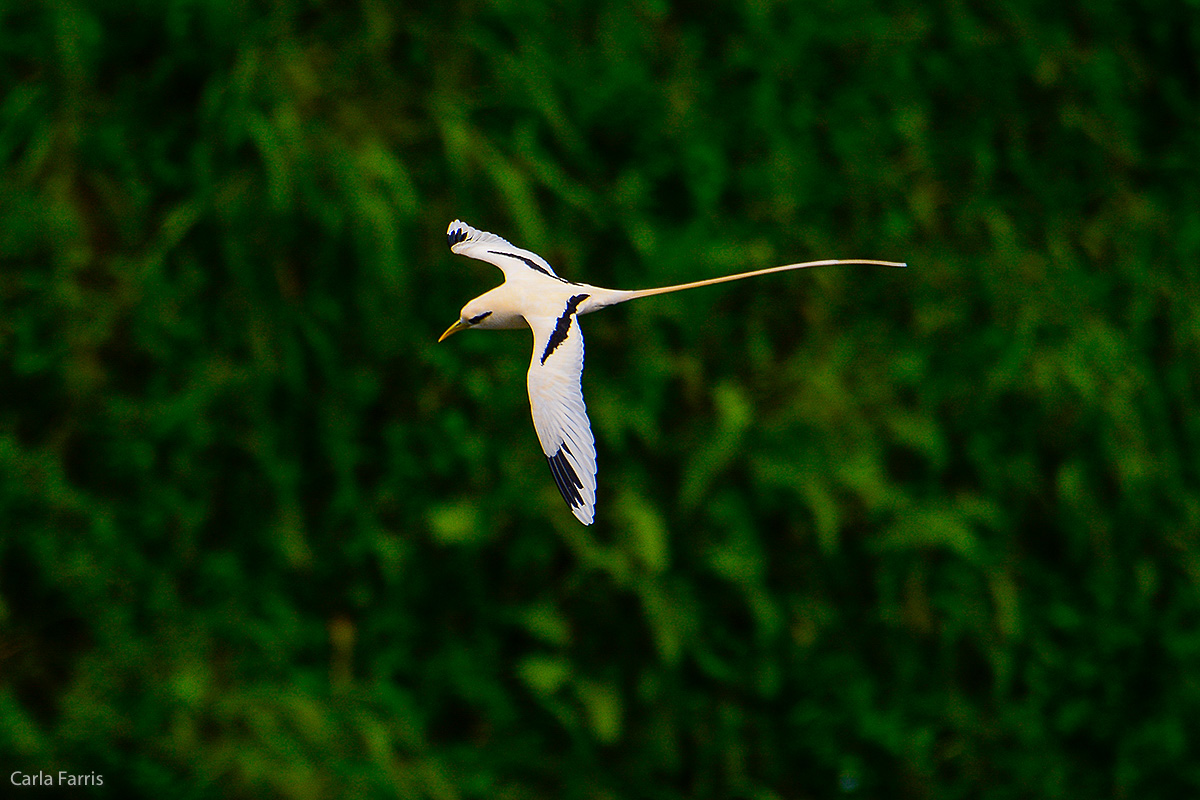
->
438;319;470;342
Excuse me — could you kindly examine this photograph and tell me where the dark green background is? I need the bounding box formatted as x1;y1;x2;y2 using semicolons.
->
2;1;1198;797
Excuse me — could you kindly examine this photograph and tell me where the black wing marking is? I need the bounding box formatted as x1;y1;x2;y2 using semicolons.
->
547;443;584;508
487;250;578;284
448;226;469;246
540;294;589;365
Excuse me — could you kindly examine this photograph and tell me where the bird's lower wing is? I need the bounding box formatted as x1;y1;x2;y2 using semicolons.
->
527;306;598;525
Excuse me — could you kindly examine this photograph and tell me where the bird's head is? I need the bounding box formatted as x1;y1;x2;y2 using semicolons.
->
437;300;494;342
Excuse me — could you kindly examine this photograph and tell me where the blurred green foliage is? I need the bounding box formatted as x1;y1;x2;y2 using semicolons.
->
2;0;1199;797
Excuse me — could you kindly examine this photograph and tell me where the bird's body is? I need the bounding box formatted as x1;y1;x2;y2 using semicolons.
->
439;220;905;525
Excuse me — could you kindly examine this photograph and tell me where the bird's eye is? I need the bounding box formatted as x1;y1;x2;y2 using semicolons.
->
468;311;492;325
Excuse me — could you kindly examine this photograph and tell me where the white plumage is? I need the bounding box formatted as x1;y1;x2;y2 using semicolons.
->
439;220;905;525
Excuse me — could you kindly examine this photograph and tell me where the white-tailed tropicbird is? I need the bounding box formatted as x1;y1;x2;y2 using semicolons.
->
438;220;906;525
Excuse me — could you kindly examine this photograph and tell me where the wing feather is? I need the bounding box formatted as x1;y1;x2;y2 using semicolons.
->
447;220;564;280
526;310;597;525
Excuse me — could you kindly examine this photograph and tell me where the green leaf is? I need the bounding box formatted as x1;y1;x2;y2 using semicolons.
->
517;656;571;697
427;501;483;544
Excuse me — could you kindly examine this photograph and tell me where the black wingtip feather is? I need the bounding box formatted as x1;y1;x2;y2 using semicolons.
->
448;227;469;247
547;447;584;508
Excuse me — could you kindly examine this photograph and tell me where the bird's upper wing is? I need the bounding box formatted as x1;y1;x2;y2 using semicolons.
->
526;294;597;525
447;220;567;282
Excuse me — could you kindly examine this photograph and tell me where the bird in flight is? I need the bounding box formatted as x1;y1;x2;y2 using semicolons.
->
438;220;905;525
